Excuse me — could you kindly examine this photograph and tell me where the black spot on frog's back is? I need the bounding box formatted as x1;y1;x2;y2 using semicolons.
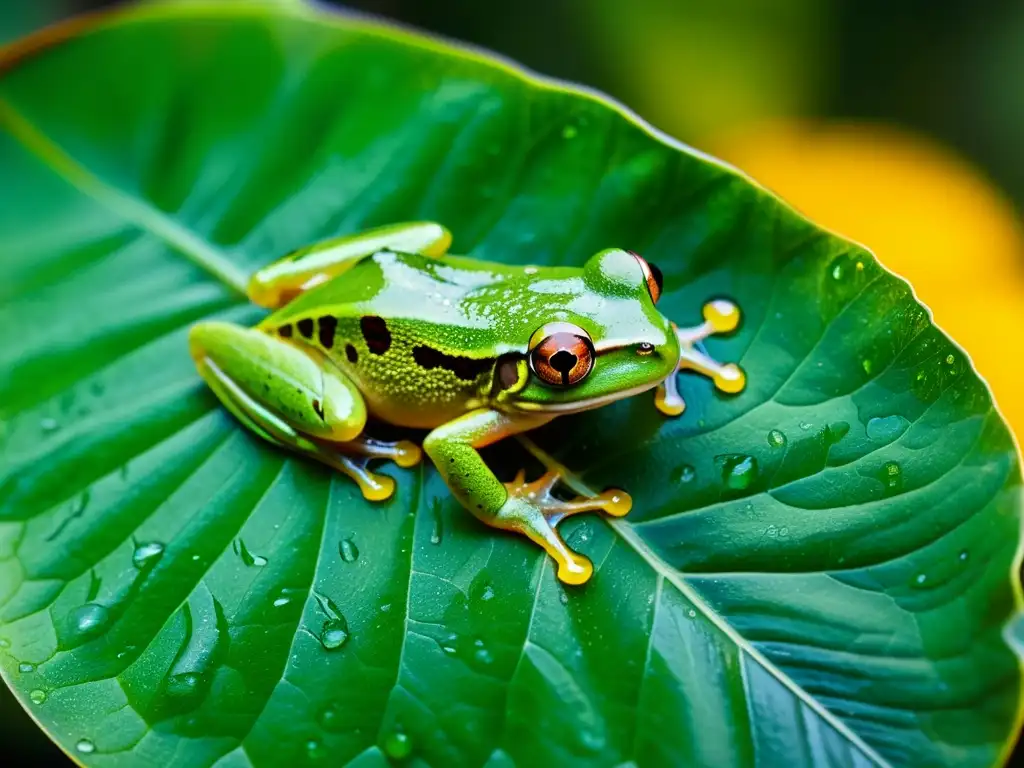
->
413;345;494;381
361;316;391;354
297;318;314;339
318;315;338;348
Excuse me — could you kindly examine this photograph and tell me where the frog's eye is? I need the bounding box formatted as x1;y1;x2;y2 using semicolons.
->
628;251;663;304
528;322;595;387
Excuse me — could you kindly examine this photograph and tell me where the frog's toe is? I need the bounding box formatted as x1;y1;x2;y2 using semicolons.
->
492;495;595;585
338;435;423;469
333;455;396;502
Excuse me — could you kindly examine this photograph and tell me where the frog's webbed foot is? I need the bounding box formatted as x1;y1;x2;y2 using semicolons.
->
324;435;423;502
656;299;747;416
496;469;631;585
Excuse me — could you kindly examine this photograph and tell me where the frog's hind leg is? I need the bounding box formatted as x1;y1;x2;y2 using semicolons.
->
248;221;452;308
189;321;419;501
655;298;747;416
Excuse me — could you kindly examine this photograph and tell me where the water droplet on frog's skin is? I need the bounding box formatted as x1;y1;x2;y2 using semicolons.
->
69;603;110;639
671;464;696;483
233;538;268;567
717;454;759;491
383;731;413;760
866;415;910;443
338;538;359;563
767;429;787;449
76;738;96;755
132;541;165;570
29;689;47;705
18;662;35;673
40;417;59;433
879;461;903;494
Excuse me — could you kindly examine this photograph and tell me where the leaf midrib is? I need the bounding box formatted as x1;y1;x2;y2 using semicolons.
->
0;41;890;768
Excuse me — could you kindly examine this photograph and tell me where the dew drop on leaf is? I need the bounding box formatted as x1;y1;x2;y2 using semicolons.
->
318;702;344;733
40;417;59;433
480;585;495;602
69;603;110;639
914;573;928;587
717;454;759;491
132;541;165;570
306;739;326;761
233;538;268;567
273;597;290;608
29;689;47;705
767;429;787;449
383;731;412;760
338;537;359;563
430;502;443;545
75;738;95;755
166;672;205;698
879;461;903;494
319;622;349;651
959;550;969;562
671;464;696;483
862;357;874;375
866;415;910;443
18;662;35;673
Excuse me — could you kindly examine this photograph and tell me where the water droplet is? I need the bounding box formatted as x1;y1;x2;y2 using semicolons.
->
866;415;909;443
562;125;578;139
430;504;443;545
132;541;165;570
687;609;697;618
474;645;494;665
831;263;844;281
29;689;46;705
879;461;903;494
767;430;787;449
76;738;96;755
799;421;812;431
915;573;927;586
717;454;759;491
559;591;569;606
862;358;874;375
233;539;268;567
945;354;955;365
69;603;110;639
313;593;349;651
165;672;205;698
40;417;59;433
384;730;412;760
671;464;696;483
306;739;326;761
766;524;778;537
0;637;10;649
273;597;290;608
338;538;359;563
480;585;495;602
779;526;789;537
18;662;35;673
959;550;969;562
380;603;392;613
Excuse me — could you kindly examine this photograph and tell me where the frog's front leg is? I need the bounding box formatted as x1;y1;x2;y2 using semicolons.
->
424;409;630;585
248;221;452;309
189;322;421;500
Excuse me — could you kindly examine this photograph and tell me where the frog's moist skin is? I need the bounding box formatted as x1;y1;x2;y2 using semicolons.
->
188;222;745;585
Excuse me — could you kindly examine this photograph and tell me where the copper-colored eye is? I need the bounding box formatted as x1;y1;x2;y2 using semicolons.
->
628;250;663;304
528;322;594;387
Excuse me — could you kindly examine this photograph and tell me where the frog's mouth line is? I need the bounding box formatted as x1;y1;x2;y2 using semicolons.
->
514;378;665;414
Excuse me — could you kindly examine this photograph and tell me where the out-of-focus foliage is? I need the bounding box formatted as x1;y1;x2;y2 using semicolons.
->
708;120;1024;441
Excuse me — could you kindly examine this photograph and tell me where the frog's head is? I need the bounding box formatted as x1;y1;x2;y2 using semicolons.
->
496;248;682;414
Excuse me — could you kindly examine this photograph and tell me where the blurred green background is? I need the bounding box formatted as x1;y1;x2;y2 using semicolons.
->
2;0;1022;764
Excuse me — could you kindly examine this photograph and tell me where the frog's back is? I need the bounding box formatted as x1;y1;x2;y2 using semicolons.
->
258;251;530;428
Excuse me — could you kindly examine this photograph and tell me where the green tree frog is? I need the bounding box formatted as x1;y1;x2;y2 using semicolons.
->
189;222;745;585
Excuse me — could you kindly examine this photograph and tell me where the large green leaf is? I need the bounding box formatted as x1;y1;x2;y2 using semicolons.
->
1;2;1022;766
